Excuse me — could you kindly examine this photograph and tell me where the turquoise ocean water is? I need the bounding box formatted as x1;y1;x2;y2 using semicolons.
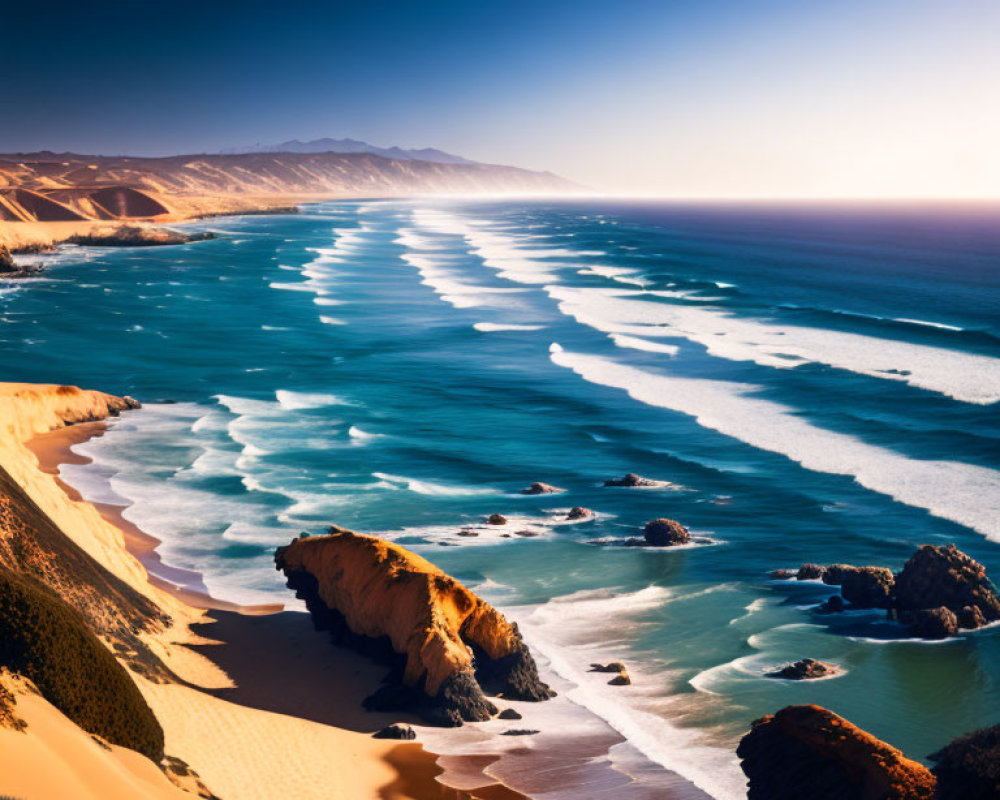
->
2;199;999;798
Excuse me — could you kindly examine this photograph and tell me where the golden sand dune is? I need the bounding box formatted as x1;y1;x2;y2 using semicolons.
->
0;383;463;800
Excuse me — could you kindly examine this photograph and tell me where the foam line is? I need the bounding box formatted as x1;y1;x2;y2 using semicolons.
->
549;343;1000;541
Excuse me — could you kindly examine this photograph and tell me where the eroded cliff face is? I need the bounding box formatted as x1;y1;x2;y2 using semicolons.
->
737;705;936;800
275;530;553;725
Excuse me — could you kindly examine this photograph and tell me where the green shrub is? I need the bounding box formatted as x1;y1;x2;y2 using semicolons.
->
0;568;163;761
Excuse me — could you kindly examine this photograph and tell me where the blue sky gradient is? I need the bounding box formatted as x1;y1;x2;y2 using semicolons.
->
5;0;998;196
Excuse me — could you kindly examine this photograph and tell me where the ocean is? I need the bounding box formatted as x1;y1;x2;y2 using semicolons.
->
2;199;999;799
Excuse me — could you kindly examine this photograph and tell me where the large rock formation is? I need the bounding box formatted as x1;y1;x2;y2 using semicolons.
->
892;545;1000;630
930;724;1000;800
785;545;999;639
831;566;895;609
275;530;553;725
737;705;936;800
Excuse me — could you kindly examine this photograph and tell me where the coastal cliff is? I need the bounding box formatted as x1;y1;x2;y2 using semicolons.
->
275;529;553;725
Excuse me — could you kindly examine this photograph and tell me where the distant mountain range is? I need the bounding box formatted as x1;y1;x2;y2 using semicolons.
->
219;138;475;165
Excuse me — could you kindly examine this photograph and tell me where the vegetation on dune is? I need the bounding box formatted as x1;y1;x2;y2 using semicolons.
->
0;567;164;761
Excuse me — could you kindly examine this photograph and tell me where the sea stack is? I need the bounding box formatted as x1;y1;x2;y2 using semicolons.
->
737;705;936;800
275;530;554;726
642;518;690;546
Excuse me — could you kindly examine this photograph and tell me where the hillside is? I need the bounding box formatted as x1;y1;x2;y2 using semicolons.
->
0;151;573;225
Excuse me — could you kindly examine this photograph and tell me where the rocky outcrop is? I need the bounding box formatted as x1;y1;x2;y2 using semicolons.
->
930;724;1000;800
837;567;895;609
498;708;522;720
66;225;215;248
566;507;592;520
0;243;13;272
783;545;999;639
521;482;564;495
906;607;959;640
487;514;507;526
737;705;936;800
372;724;416;740
589;662;626;673
765;659;841;681
604;473;659;487
892;545;1000;630
642;518;690;547
274;531;553;726
797;564;825;580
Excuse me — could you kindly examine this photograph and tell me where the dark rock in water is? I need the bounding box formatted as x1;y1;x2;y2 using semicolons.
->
769;568;796;580
566;507;592;520
608;672;631;686
765;659;841;681
487;514;507;525
840;567;894;609
274;531;553;727
958;605;986;630
514;529;538;537
737;704;936;800
122;395;142;410
0;243;15;273
642;518;690;547
817;595;845;614
498;708;522;720
930;723;1000;800
521;482;564;495
457;530;479;537
796;564;825;580
604;473;658;487
373;724;416;740
501;729;539;736
893;544;1000;632
0;242;42;278
821;563;854;585
589;662;626;673
903;606;958;640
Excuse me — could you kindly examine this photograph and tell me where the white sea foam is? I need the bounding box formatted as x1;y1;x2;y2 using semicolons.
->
578;265;646;287
412;208;600;285
399;249;527;309
275;389;352;409
347;425;384;442
547;286;1000;404
371;471;501;496
894;317;965;332
610;334;680;355
549;343;1000;541
319;315;347;325
515;587;746;800
473;322;545;332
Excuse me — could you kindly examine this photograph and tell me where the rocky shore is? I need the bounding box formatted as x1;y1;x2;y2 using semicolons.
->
775;544;1000;639
275;529;554;726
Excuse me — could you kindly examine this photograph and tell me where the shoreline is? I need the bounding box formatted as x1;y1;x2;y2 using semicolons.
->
24;412;534;800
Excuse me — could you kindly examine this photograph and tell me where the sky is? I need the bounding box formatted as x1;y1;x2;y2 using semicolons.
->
4;0;999;197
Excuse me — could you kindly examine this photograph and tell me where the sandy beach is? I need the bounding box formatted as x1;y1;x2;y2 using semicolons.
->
6;388;530;800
